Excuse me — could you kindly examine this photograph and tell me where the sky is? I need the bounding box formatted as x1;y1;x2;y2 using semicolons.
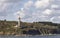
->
0;0;60;23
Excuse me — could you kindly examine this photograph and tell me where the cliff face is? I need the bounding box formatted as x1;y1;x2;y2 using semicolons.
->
0;20;60;35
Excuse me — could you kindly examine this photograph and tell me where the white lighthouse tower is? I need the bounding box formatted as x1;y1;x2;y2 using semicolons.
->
15;8;24;27
18;16;21;27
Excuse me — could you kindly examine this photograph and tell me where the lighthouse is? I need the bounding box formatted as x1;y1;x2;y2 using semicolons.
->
18;16;21;27
16;8;24;27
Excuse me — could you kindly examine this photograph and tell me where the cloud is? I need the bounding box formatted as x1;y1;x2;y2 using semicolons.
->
31;10;51;22
0;0;60;23
24;1;33;9
42;9;52;15
50;17;54;21
0;0;22;17
0;0;5;2
0;0;9;17
51;4;59;9
0;0;21;3
50;16;60;23
34;0;50;8
14;8;25;18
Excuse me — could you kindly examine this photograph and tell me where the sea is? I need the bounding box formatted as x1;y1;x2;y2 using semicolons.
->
0;35;60;38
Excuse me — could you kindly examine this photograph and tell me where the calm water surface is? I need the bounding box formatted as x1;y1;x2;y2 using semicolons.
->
0;35;60;38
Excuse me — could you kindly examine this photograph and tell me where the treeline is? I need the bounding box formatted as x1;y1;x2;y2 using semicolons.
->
0;20;60;35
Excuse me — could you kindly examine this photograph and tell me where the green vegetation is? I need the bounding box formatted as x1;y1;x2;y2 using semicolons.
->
0;20;60;35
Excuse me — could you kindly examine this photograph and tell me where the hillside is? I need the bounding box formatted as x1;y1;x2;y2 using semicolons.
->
0;20;60;35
